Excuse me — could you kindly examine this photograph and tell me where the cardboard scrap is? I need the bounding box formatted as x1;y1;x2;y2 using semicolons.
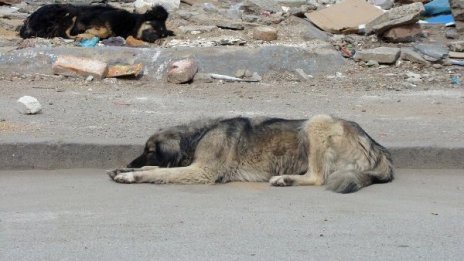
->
306;0;384;34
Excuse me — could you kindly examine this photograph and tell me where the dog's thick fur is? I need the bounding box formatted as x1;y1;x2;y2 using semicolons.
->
108;115;394;193
19;4;172;42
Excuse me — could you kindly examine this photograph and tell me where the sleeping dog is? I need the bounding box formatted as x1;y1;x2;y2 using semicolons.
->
20;4;173;42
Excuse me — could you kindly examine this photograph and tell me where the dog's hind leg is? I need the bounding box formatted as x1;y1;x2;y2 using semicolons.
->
109;164;217;185
271;115;336;187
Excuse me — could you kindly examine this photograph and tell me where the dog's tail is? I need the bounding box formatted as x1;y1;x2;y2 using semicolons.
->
326;120;394;193
307;115;394;193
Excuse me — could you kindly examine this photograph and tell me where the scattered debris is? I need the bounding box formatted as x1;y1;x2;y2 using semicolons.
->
0;0;21;4
178;25;216;34
445;28;459;39
134;0;180;13
405;71;423;83
365;3;424;35
369;0;394;10
295;68;313;81
253;26;278;41
448;41;464;52
16;96;42;115
166;59;198;84
52;56;108;80
354;47;401;64
306;0;383;34
450;74;461;85
107;64;144;78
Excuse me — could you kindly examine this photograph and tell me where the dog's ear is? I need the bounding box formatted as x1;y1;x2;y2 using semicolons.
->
144;5;169;21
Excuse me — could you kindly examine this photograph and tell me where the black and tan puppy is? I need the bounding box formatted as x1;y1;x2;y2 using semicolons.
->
20;4;173;42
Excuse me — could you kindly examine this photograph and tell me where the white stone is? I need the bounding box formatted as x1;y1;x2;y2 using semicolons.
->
134;0;180;13
16;96;42;115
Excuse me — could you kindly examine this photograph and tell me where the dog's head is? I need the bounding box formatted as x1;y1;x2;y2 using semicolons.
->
137;5;174;42
127;132;182;168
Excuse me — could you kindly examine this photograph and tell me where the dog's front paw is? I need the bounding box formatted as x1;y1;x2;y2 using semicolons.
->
112;172;136;184
269;176;292;186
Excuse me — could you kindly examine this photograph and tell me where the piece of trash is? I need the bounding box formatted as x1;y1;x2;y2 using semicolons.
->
450;59;464;66
422;14;455;26
101;36;126;46
340;45;355;58
449;51;464;59
166;59;198;84
52;55;108;79
424;0;451;16
78;37;99;47
107;64;144;78
306;0;383;34
16;96;42;115
209;73;260;82
450;75;461;85
85;75;94;82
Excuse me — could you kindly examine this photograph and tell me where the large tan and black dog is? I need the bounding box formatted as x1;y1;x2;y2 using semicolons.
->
19;4;172;42
108;115;394;193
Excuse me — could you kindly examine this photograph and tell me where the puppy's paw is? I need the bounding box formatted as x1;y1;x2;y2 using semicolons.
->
112;172;136;184
269;176;292;187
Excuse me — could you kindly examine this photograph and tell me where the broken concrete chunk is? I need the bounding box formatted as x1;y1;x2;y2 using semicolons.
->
414;43;449;61
365;3;425;35
52;56;108;80
400;47;430;65
166;59;198;84
448;41;464;52
253;26;278;41
353;47;400;64
382;24;422;43
16;96;42;115
107;64;144;78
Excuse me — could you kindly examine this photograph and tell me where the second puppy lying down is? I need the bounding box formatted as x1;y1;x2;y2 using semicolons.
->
19;4;173;42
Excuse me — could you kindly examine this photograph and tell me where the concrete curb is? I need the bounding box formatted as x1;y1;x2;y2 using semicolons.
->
1;142;463;170
0;44;345;80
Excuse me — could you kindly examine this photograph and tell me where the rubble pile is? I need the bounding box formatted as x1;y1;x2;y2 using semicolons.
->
0;0;462;85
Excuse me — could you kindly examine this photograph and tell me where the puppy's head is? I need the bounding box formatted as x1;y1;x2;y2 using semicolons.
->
127;133;181;168
137;5;174;42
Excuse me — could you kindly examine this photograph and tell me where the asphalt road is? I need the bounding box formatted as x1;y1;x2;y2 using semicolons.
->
1;169;463;261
